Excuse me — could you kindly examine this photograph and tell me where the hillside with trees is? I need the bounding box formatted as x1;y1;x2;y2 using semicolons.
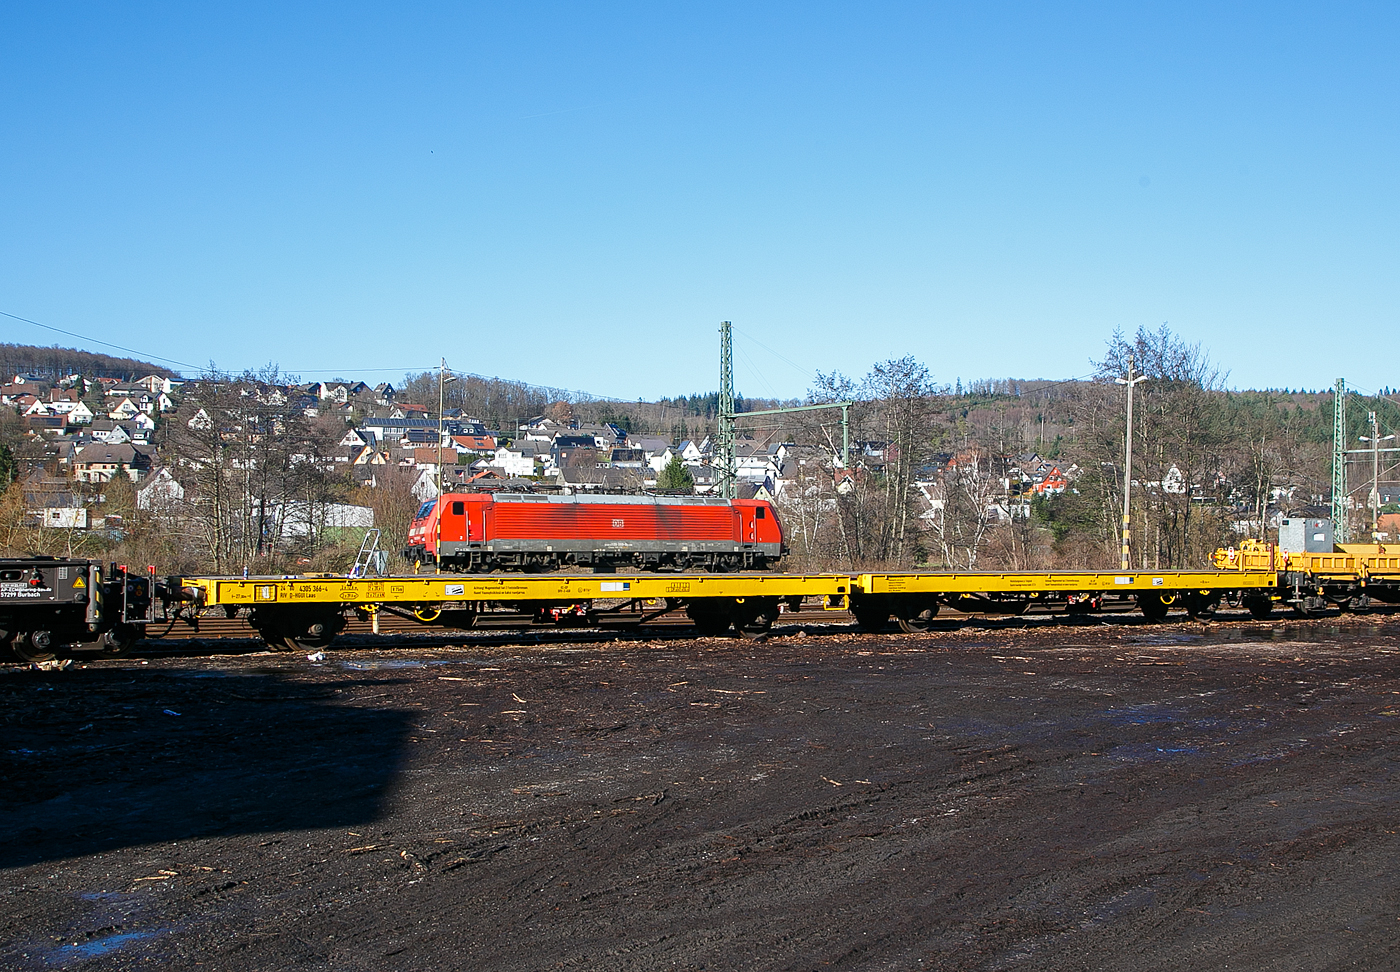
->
0;342;178;381
0;330;1393;577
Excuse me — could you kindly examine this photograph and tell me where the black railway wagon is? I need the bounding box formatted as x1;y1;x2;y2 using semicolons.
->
0;559;155;662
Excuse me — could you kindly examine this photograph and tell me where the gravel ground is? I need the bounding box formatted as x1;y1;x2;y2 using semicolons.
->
3;613;1400;971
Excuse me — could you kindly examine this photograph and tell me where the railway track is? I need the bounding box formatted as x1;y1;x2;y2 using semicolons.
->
124;601;1388;658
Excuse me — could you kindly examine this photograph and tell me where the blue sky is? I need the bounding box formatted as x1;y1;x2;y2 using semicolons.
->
2;2;1397;400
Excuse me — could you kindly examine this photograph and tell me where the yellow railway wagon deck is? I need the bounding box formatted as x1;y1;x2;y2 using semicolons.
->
181;572;852;608
178;567;1289;649
854;570;1278;596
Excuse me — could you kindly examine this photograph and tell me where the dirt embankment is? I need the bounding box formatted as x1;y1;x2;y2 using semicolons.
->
4;617;1400;970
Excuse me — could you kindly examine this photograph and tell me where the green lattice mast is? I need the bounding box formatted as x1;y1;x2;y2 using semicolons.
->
717;321;736;499
1332;378;1348;541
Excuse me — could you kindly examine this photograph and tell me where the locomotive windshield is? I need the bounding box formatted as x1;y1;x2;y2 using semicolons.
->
414;501;436;522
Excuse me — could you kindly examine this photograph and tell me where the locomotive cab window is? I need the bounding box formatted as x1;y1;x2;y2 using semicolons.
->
452;501;464;516
756;508;765;518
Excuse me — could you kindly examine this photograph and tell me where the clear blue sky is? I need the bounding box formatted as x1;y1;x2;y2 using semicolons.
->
3;2;1397;400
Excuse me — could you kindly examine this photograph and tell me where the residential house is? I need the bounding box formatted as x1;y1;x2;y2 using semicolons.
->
627;435;671;457
24;414;66;435
137;375;178;395
137;468;185;510
2;380;50;402
23;469;77;513
72;443;153;482
338;428;377;456
412;446;446;469
317;382;350;403
64;400;95;425
88;420;132;444
574;423;623;449
411;468;439;502
39;507;89;529
350;446;388;466
647;447;679;474
553;446;598;470
449;433;497;454
108;397;140;420
360;416;438;443
519;417;564;442
606;448;645;469
490;443;543;478
556;467;642;492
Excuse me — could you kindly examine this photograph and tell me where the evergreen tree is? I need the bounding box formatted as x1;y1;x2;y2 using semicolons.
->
657;454;695;493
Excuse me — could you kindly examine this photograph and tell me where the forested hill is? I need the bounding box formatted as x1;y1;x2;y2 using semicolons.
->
0;343;178;381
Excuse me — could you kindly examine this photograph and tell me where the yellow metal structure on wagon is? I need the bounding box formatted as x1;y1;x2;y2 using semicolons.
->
181;572;853;608
854;569;1278;596
1213;538;1400;580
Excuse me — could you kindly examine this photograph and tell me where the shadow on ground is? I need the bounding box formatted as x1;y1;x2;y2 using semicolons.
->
0;666;413;867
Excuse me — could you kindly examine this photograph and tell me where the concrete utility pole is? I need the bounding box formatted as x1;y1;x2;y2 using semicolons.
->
1115;357;1148;571
1360;410;1396;539
1333;379;1348;542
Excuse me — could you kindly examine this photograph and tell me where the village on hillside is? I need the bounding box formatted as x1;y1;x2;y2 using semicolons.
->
0;370;1090;554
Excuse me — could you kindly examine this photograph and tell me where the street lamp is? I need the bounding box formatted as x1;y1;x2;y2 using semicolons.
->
1114;356;1149;570
1360;410;1396;539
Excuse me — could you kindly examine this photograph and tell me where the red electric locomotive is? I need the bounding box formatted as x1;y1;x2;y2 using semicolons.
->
404;492;785;572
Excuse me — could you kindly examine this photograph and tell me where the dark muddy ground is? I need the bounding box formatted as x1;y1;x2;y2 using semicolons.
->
4;613;1400;971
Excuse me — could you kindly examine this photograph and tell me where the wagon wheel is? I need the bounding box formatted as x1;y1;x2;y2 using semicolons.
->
280;613;344;652
99;623;140;657
1137;594;1171;622
686;601;732;637
851;606;889;632
894;600;939;634
252;608;344;652
11;630;57;663
1185;593;1219;621
736;599;781;641
1245;596;1274;620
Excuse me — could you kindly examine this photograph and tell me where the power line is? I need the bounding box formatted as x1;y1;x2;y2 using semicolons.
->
732;326;817;381
0;309;203;371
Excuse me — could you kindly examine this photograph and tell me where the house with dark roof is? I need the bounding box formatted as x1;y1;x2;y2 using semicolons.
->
72;443;153;482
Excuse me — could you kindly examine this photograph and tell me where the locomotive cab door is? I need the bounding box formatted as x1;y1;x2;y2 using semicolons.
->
734;507;756;546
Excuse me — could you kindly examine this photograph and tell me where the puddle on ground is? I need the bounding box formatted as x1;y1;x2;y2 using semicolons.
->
1107;742;1202;762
